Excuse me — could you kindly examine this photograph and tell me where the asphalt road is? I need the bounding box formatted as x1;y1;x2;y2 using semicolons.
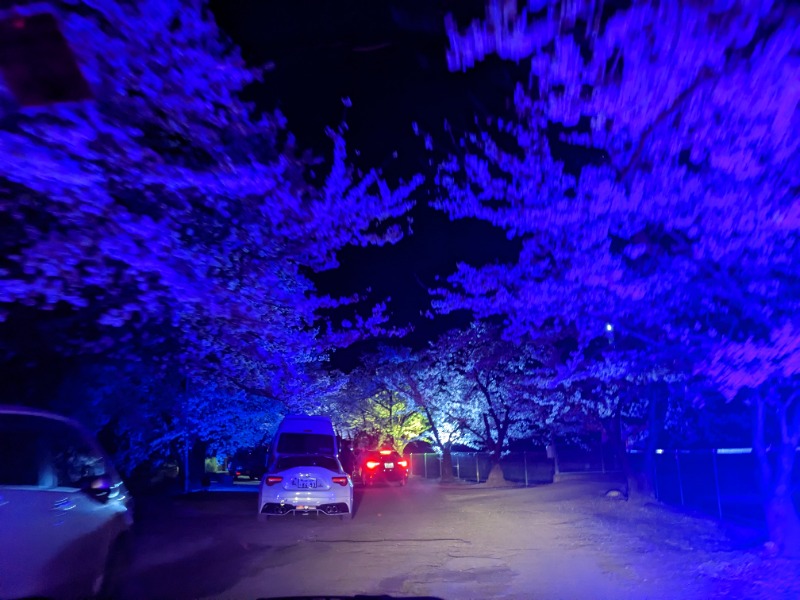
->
122;477;720;600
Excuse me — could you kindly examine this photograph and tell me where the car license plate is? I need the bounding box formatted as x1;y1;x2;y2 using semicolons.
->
293;477;317;488
385;462;394;469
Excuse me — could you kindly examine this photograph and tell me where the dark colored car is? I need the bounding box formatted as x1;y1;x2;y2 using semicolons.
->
358;448;409;486
229;447;267;481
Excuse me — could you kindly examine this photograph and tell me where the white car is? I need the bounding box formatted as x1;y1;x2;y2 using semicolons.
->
0;406;134;599
258;454;353;519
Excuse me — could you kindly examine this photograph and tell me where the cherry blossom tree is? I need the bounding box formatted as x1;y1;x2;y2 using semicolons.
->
341;347;430;450
436;0;800;551
0;0;420;474
363;344;475;482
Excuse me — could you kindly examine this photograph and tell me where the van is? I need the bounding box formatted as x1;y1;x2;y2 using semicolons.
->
267;414;337;468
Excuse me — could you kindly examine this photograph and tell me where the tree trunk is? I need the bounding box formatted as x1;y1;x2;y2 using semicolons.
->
484;462;510;487
626;387;662;502
754;395;800;557
440;447;454;482
765;491;800;557
763;442;800;557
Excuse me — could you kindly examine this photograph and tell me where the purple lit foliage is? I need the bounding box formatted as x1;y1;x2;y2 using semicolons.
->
0;0;420;471
349;342;476;482
438;1;800;553
368;323;556;482
337;349;429;450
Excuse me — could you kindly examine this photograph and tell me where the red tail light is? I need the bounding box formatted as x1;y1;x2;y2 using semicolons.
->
397;459;408;468
365;461;381;469
266;476;283;486
331;476;348;486
236;471;242;475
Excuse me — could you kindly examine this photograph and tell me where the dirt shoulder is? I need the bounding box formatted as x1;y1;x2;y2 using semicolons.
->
440;477;799;600
125;477;799;600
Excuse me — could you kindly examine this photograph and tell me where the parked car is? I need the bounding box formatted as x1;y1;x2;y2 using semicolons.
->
358;448;409;487
229;446;267;481
266;414;338;471
258;454;353;519
0;405;134;599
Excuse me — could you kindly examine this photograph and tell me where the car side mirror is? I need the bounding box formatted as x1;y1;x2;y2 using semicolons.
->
81;474;114;503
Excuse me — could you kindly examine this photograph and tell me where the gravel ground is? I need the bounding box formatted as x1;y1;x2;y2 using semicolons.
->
122;476;800;600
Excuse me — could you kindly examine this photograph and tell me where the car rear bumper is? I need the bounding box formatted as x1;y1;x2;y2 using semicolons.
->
363;470;408;482
260;501;350;516
258;487;352;515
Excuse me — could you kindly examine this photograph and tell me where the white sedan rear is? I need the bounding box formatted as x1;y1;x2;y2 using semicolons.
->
258;454;353;519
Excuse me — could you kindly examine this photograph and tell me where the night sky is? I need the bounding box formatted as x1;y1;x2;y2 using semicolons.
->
210;0;526;364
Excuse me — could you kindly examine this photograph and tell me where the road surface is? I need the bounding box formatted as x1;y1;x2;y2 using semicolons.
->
122;477;762;599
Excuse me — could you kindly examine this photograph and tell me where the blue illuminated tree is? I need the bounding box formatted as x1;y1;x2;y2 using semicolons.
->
436;1;800;553
0;0;420;472
362;343;475;482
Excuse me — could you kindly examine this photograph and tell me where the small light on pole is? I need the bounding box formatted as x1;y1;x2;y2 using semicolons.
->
605;323;614;333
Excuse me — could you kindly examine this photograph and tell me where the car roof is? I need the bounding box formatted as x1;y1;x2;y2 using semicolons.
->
0;404;81;426
0;405;99;444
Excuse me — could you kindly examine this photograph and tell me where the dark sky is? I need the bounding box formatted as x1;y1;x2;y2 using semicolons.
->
210;0;525;366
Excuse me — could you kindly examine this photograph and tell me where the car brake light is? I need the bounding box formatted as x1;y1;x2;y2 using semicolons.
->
331;476;348;486
266;476;283;486
379;449;392;455
236;471;242;475
397;459;408;468
365;461;381;469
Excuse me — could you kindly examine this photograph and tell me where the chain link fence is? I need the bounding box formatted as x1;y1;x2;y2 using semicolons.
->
410;446;799;527
628;448;800;524
409;446;623;485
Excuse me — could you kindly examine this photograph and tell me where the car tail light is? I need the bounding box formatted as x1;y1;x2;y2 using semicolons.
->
236;471;242;475
397;459;408;468
365;461;381;469
266;476;283;486
379;449;392;455
331;476;348;486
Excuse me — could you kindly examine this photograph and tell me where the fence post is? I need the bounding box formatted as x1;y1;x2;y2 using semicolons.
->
523;451;528;487
652;452;660;501
711;449;723;520
424;453;428;479
675;450;685;506
475;453;480;483
456;454;460;479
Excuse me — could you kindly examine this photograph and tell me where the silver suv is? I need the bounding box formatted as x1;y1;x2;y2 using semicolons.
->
0;406;134;599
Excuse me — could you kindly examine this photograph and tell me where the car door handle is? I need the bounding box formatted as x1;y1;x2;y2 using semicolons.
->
52;497;77;511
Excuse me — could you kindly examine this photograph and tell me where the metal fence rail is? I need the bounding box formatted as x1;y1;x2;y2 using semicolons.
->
409;447;799;527
628;448;800;524
408;449;622;485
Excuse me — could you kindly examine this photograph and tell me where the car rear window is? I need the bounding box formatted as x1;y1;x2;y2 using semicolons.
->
276;433;335;455
275;455;340;472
